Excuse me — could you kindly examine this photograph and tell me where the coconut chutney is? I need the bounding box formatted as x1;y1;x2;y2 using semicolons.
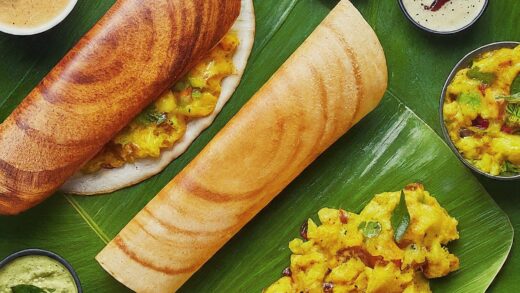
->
0;0;70;29
401;0;486;33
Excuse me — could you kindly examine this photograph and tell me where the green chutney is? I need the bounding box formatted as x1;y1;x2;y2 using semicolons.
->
0;255;77;293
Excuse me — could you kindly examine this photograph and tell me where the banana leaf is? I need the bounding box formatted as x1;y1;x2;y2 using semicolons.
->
0;0;517;292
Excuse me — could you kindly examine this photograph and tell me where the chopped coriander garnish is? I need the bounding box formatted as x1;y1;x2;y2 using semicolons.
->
358;221;382;239
467;66;496;85
136;106;167;125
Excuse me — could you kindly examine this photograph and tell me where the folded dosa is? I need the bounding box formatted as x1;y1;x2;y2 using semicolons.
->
0;0;241;215
97;1;388;292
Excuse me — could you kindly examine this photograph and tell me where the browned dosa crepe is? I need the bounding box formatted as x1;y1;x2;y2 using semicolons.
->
97;1;388;292
61;0;256;196
0;0;241;215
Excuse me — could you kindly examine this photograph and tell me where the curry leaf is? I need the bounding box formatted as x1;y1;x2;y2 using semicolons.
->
391;190;411;243
467;67;496;85
11;285;47;293
358;221;382;239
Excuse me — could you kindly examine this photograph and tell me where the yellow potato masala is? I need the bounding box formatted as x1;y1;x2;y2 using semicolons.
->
443;45;520;176
265;183;459;293
82;33;239;173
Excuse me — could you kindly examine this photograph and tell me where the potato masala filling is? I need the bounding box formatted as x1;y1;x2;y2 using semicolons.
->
82;33;239;173
265;184;459;293
443;45;520;176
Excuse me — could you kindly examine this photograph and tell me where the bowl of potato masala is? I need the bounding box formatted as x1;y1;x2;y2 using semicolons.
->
441;41;520;180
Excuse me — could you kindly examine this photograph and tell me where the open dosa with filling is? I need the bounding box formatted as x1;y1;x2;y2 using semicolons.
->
0;0;243;215
96;1;388;292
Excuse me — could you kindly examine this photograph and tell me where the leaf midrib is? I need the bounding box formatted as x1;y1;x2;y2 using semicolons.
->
64;195;110;244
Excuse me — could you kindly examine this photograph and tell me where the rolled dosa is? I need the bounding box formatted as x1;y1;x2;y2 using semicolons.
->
0;0;241;215
97;1;387;292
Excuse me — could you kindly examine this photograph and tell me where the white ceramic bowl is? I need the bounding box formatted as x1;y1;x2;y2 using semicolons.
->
0;0;78;36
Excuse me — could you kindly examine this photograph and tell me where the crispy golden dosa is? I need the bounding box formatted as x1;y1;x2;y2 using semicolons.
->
61;0;256;195
97;1;387;292
0;0;241;215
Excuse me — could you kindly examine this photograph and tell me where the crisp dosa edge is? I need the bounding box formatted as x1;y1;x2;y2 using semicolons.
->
61;0;256;195
96;1;387;292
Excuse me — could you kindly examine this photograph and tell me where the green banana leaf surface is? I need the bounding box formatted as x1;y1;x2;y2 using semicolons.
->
0;0;519;292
